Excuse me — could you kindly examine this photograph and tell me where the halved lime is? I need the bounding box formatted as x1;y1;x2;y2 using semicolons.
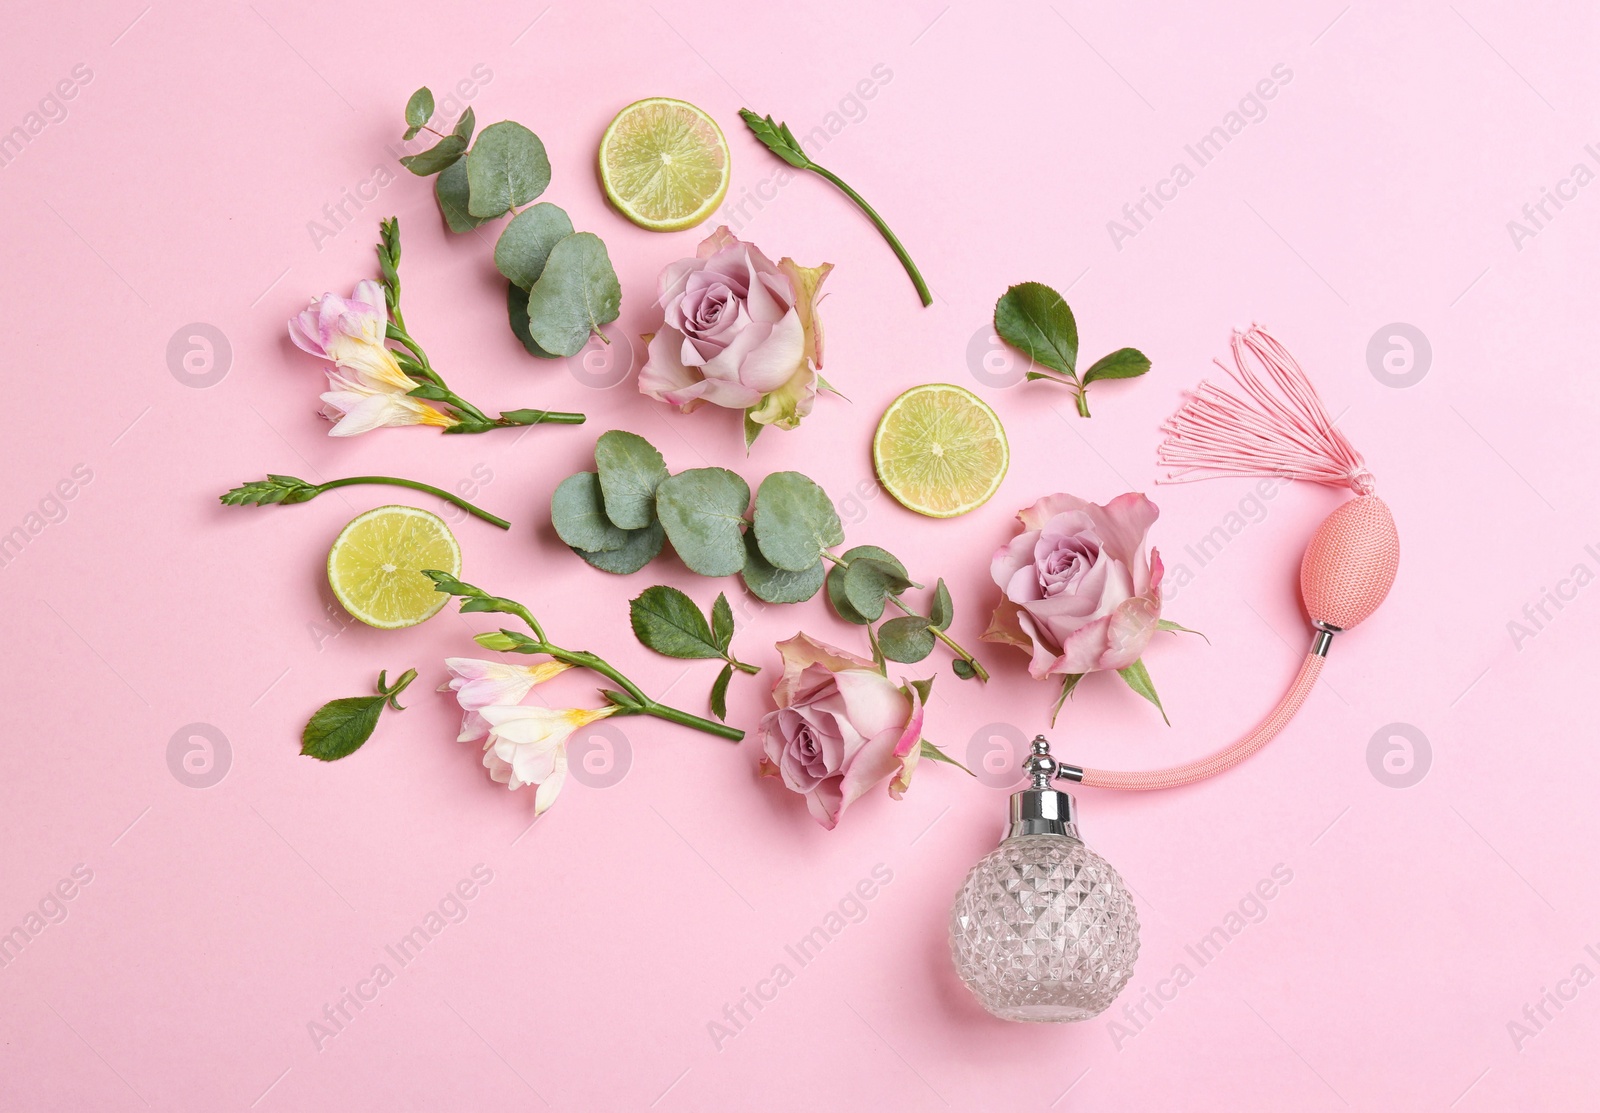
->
873;385;1009;518
327;506;460;629
599;98;730;232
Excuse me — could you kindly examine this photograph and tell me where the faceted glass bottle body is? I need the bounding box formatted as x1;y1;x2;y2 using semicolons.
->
949;833;1140;1022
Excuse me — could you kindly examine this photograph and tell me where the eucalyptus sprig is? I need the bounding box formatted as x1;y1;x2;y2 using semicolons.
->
993;281;1151;417
740;108;931;307
398;87;622;358
628;587;760;721
220;473;511;530
550;430;990;682
301;669;417;761
374;219;587;431
424;571;744;742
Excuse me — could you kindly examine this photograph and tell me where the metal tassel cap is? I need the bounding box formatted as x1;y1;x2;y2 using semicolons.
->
1006;736;1080;840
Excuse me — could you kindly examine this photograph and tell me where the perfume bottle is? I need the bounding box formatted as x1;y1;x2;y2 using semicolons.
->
948;737;1139;1022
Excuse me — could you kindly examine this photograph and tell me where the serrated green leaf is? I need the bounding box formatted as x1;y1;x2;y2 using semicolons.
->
494;202;574;290
743;533;825;604
551;472;631;552
465;121;550;217
710;662;734;722
1117;659;1169;725
655;468;750;577
711;593;734;652
524;233;623;357
301;695;386;761
994;282;1077;379
752;472;844;572
436;160;491;233
575;519;664;574
404;87;434;129
878;615;936;663
594;430;668;530
507;282;560;358
400;133;466;176
930;578;953;630
1082;346;1151;384
630;585;722;660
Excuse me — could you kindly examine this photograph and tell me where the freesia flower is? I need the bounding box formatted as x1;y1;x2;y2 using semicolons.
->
638;226;832;441
982;492;1164;679
757;634;926;830
288;279;455;436
479;704;618;815
441;657;571;711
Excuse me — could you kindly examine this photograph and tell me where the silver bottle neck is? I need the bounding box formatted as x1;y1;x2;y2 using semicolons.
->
1007;786;1080;839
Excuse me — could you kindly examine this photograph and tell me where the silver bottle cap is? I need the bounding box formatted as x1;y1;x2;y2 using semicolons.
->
1006;736;1080;840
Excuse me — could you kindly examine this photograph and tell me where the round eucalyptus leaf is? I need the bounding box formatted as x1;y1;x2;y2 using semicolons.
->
465;121;551;217
576;520;664;575
655;468;750;578
878;615;936;663
525;233;623;357
551;472;630;552
594;430;668;530
741;532;824;604
752;471;844;572
494;203;574;289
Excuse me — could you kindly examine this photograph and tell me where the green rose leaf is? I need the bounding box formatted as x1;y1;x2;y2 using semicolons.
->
1157;618;1209;642
1082;347;1151;384
752;472;844;572
452;106;476;145
436;160;491;233
825;563;872;624
1117;659;1170;726
930;578;954;630
710;662;734;722
594;429;669;530
629;585;723;660
656;468;750;577
301;695;385;761
742;532;825;604
917;739;974;775
711;592;734;652
551;472;631;553
994;281;1078;379
507;282;560;358
400;134;467;176
878;615;936;663
575;520;664;575
494;202;575;290
403;87;434;136
524;233;623;357
465;120;551;217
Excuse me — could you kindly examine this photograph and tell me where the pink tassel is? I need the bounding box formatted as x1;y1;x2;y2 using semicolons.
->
1157;325;1375;495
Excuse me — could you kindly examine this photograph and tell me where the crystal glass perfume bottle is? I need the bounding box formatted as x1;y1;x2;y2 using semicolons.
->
949;737;1140;1022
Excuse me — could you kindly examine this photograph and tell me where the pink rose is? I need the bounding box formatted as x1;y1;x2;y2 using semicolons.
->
982;493;1165;679
757;634;925;830
639;226;831;438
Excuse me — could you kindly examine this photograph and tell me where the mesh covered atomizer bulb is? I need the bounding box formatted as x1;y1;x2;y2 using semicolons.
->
948;737;1140;1022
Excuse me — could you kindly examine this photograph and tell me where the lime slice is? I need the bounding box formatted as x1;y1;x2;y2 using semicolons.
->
599;98;730;232
327;506;461;629
873;384;1009;518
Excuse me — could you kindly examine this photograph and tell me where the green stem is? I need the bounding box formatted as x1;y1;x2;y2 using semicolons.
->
1075;388;1092;418
728;657;762;676
808;163;932;307
377;667;419;710
886;594;991;683
316;476;510;529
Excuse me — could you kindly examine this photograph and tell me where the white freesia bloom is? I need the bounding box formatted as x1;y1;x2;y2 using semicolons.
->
479;704;618;815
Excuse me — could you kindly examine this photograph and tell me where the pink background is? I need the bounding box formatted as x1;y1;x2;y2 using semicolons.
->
3;1;1597;1109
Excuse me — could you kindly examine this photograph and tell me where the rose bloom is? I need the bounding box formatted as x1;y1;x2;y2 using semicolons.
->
982;493;1164;679
638;226;831;437
757;634;925;830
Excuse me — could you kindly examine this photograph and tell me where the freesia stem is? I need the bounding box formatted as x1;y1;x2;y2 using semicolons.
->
808;164;932;307
316;476;511;529
533;644;744;741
